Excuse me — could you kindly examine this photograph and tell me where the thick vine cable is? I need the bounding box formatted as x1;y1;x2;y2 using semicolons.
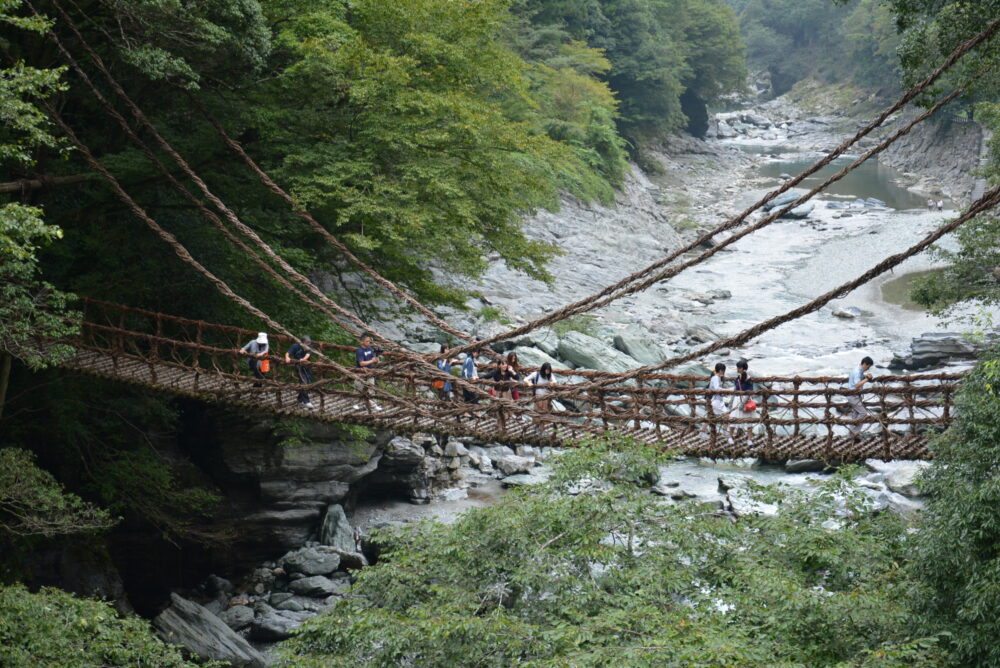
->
533;183;1000;404
33;97;449;411
27;1;999;413
183;15;1000;361
37;0;495;400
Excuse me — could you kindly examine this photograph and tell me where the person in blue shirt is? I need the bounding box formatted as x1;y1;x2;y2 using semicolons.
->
461;348;481;405
846;356;874;438
285;335;315;408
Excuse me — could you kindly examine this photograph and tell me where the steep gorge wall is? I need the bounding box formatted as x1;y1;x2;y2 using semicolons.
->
880;110;983;203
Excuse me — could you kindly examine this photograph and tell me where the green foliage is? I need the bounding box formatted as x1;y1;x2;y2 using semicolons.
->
0;204;78;370
90;444;223;542
0;583;200;667
728;0;901;94
909;348;1000;666
283;434;937;667
518;0;746;137
476;306;512;325
551;312;599;337
911;213;1000;323
0;448;116;537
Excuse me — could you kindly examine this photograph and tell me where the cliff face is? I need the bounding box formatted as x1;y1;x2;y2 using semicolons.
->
880;111;983;204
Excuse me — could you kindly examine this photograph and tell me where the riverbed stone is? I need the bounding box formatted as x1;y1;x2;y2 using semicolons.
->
495;454;534;476
832;306;862;319
288;575;347;597
506;328;560;357
217;605;254;632
614;326;667;365
154;593;266;668
558;331;642;373
320;504;356;552
444;441;469;457
784;459;828;473
282;546;340;576
884;462;930;497
510;346;571;371
251;608;312;641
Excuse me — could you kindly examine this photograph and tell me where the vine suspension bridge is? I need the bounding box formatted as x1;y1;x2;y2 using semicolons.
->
29;5;1000;462
61;300;961;462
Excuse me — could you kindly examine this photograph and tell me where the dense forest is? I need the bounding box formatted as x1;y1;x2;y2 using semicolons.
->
3;0;1000;665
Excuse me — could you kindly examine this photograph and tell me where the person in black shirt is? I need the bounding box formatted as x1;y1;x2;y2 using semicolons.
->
285;335;315;408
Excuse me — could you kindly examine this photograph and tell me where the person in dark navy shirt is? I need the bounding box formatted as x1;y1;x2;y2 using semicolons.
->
285;335;315;407
354;335;381;410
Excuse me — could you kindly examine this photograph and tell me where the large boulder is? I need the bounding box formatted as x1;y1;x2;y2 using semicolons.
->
288;575;350;597
217;605;254;632
154;593;266;667
614;326;667;366
495;454;535;476
282;545;340;576
319;504;356;552
558;331;642;373
889;332;992;370
511;346;571;371
505;328;560;357
250;607;312;641
883;462;930;498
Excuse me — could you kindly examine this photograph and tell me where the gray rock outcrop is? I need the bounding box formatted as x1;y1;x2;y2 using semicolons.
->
320;504;356;552
614;326;667;365
558;331;642;373
282;546;340;576
154;593;266;668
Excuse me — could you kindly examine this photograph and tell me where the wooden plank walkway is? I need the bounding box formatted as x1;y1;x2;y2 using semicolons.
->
61;347;935;461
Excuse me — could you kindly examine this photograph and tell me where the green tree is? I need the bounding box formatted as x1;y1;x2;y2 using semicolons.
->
909;349;1000;666
0;447;115;537
0;1;78;417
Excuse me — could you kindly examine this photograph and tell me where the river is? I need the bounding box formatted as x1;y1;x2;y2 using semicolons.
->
658;147;988;377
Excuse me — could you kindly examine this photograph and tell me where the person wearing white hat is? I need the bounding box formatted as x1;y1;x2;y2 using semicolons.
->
240;332;270;386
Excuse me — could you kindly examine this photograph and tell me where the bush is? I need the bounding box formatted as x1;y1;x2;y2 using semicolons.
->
0;584;199;667
283;434;939;666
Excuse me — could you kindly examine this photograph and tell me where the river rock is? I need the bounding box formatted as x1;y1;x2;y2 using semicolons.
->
614;326;667;365
510;346;571;371
784;459;828;473
154;593;266;668
558;331;642;373
251;607;312;641
501;467;553;487
282;546;340;576
882;461;930;497
832;306;862;319
217;605;254;632
781;202;815;218
444;441;469;457
357;435;435;504
289;575;347;597
319;504;356;552
505;328;560;357
888;332;988;370
763;191;800;210
495;454;535;476
685;325;719;344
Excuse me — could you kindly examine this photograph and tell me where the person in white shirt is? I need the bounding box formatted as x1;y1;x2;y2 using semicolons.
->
845;356;874;438
707;362;735;445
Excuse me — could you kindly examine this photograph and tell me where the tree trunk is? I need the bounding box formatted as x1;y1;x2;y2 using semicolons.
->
0;174;92;194
0;353;11;420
